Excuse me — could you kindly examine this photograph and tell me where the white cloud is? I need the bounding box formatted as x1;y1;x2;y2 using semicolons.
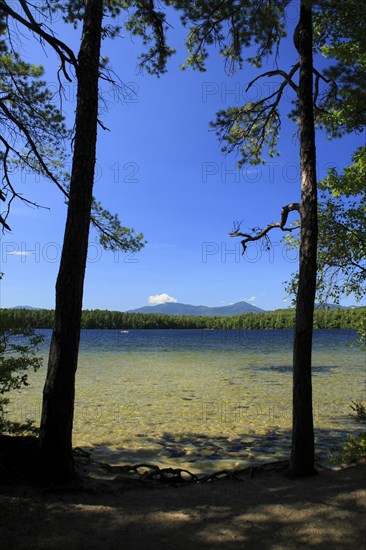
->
245;296;257;303
148;293;178;305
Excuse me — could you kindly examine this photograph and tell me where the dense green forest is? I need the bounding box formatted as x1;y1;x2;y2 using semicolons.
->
0;307;364;331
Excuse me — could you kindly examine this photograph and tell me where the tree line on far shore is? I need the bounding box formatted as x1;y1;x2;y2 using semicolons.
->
1;306;364;331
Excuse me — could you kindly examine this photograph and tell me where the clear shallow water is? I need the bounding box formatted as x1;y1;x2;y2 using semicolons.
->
7;329;365;473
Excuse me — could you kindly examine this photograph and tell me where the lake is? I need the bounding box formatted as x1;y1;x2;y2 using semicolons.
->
7;329;365;473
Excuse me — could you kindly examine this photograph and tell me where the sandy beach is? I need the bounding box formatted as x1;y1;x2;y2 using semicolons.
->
1;457;365;550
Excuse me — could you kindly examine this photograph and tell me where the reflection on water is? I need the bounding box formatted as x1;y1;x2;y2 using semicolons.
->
6;329;365;473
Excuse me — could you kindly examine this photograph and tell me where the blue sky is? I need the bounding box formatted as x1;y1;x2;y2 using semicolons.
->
0;5;362;311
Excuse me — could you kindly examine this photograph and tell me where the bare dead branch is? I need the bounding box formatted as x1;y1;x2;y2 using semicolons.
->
349;260;366;273
314;71;320;106
312;67;331;84
97;118;110;131
246;64;299;94
0;215;11;231
280;202;300;227
229;202;300;254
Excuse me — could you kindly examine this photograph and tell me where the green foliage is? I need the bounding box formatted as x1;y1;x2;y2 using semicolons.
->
330;401;366;465
321;146;366;197
0;11;70;222
212;101;281;167
49;0;175;75
331;432;366;464
317;194;365;303
91;199;145;252
354;320;366;352
123;2;175;75
350;401;366;424
167;0;288;72
1;306;364;331
209;0;366;164
313;0;366;135
284;147;366;308
1;2;147;252
168;0;365;170
165;0;290;164
0;328;44;436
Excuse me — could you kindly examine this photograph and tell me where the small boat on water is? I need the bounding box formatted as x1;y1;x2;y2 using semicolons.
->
120;330;129;334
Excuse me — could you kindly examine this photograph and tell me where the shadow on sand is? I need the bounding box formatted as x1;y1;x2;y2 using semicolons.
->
1;457;365;549
79;426;357;474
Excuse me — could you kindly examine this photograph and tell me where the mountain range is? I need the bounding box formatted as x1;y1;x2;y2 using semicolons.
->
10;305;38;310
126;301;264;317
8;302;357;315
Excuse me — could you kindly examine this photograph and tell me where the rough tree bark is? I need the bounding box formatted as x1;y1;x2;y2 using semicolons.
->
38;0;104;480
228;1;318;476
290;1;317;476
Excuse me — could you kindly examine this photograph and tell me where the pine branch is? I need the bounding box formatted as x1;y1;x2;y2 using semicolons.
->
0;0;77;81
133;0;175;74
0;136;51;230
213;64;300;164
0;100;68;197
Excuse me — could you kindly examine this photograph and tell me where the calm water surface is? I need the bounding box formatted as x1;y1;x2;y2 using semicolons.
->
8;329;365;473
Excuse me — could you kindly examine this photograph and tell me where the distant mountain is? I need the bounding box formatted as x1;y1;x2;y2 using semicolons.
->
314;303;346;310
10;305;38;310
127;301;264;317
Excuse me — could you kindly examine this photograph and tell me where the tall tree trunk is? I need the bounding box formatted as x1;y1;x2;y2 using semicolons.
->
38;0;104;480
290;1;318;475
